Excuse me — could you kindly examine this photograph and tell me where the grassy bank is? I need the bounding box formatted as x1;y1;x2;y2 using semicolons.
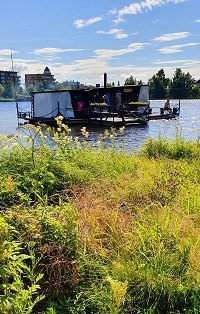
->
0;96;31;102
0;119;200;313
0;98;16;102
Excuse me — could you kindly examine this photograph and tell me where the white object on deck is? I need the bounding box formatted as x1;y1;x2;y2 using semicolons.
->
33;91;75;118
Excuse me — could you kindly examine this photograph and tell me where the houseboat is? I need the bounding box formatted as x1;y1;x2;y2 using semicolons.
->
17;84;150;127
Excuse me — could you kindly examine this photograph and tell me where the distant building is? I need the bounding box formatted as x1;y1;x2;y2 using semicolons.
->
196;79;200;87
0;70;21;88
25;67;55;89
61;80;85;89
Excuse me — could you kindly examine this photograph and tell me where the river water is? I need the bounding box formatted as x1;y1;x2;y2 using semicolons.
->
0;100;199;151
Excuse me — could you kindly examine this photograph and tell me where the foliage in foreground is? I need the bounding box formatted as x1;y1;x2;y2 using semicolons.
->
0;119;200;313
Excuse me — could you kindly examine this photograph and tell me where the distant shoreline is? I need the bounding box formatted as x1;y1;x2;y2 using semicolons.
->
0;97;31;102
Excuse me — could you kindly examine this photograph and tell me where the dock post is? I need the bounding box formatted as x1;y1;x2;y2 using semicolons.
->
16;102;20;125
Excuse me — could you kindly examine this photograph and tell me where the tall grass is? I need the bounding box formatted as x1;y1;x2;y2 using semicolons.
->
140;132;199;160
0;118;200;313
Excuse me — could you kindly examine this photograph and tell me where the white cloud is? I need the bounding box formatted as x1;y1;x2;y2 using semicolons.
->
109;8;117;15
94;42;149;59
114;0;189;23
173;0;188;3
40;43;150;84
3;52;199;87
158;43;200;54
28;47;84;55
0;49;19;56
97;28;128;39
195;19;200;23
73;16;103;28
48;56;200;86
154;59;200;66
154;32;190;42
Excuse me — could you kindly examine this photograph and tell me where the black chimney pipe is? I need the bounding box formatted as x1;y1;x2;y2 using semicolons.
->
104;73;107;88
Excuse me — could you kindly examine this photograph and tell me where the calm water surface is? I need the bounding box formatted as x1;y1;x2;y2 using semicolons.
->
0;100;199;151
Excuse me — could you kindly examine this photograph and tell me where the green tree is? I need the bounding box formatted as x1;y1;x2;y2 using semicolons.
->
27;85;37;95
124;76;136;85
17;86;26;95
36;82;46;92
148;69;169;99
156;69;170;89
3;81;15;99
148;76;166;99
0;84;5;97
169;68;195;99
51;81;63;91
17;86;23;94
190;85;200;99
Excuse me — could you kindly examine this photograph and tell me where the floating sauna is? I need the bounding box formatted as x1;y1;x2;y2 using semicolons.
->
17;84;150;127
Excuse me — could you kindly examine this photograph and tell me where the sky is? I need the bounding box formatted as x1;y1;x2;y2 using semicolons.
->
0;0;200;87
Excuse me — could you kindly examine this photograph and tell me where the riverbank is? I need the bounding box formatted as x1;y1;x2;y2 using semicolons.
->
0;122;199;313
0;96;31;102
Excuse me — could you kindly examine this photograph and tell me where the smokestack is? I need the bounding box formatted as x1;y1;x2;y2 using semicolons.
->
104;72;107;88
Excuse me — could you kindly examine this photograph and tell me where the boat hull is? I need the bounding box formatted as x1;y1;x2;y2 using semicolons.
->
24;116;147;127
148;113;178;120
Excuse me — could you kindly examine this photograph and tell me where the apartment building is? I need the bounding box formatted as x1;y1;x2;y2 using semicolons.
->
25;67;55;88
0;70;21;88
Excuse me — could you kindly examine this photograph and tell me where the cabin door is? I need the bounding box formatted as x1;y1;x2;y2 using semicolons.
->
116;93;121;110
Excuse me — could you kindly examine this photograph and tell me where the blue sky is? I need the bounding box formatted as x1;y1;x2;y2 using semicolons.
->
0;0;199;87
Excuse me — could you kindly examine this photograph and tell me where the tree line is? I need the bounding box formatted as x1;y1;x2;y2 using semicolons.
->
125;68;200;99
0;81;63;100
1;67;200;100
0;81;16;99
